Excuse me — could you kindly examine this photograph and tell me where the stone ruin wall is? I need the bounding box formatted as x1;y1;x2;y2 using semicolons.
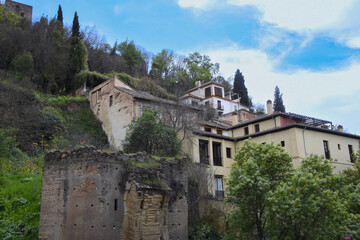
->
38;147;188;240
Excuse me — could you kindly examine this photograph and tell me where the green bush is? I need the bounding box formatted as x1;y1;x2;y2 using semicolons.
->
10;52;34;80
72;70;107;90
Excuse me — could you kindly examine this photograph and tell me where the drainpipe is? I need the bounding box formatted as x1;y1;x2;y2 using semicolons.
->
302;126;308;157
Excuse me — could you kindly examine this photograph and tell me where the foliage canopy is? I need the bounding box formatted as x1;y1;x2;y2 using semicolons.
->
123;108;180;157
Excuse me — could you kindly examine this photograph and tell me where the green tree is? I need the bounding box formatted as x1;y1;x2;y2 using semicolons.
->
57;5;63;24
123;108;180;156
226;140;293;240
0;5;21;25
150;49;174;83
233;69;250;107
184;52;219;84
273;85;286;112
117;40;144;76
266;155;349;239
10;51;34;80
72;11;80;38
68;37;88;91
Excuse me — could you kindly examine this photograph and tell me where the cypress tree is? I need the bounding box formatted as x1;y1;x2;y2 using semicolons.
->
72;11;80;37
57;5;63;24
233;69;250;107
273;86;286;112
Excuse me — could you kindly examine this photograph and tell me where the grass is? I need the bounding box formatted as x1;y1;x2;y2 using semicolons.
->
0;174;43;240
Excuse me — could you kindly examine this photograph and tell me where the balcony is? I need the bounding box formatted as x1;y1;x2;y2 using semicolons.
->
215;190;224;201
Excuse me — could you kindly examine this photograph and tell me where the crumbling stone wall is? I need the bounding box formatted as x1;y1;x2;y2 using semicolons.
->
39;147;188;240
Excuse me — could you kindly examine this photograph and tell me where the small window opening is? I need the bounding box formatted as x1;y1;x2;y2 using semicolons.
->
114;199;118;211
226;147;231;158
255;124;260;133
109;95;113;107
338;144;341;150
281;141;285;147
244;127;249;135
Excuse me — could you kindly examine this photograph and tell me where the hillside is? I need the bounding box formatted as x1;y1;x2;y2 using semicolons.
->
0;78;108;239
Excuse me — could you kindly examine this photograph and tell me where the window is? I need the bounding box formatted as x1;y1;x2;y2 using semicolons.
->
214;87;222;97
204;127;211;132
214;175;224;201
281;141;285;147
205;101;209;106
226;148;231;158
244;127;249;135
234;105;238;111
114;199;118;211
109;95;113;107
217;100;222;110
205;87;211;97
213;142;222;166
216;129;222;135
338;144;341;150
323;140;331;159
191;101;198;106
348;145;354;163
255;124;260;133
199;140;209;164
96;89;102;103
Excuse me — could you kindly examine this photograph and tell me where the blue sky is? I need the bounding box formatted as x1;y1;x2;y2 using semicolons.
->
10;0;360;134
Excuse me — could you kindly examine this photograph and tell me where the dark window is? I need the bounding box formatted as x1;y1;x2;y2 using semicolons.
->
114;199;118;211
191;101;198;106
205;101;209;106
214;87;222;97
205;87;211;97
323;140;330;159
199;140;209;164
20;12;24;17
226;148;231;158
349;145;354;163
204;127;211;132
216;129;222;135
214;175;224;201
338;144;341;150
213;142;222;166
217;100;222;110
281;141;285;147
109;95;113;107
255;124;260;133
244;127;249;135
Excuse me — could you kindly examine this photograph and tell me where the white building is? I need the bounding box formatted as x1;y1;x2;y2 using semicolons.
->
181;81;249;115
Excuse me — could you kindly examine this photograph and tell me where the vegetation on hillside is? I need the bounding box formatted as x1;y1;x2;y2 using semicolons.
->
0;78;109;239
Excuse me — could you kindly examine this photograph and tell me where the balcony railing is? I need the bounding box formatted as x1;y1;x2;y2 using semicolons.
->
217;104;224;111
215;190;224;201
213;156;222;166
200;156;209;164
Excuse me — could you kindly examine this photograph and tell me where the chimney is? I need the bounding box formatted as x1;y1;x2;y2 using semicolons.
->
195;80;201;88
337;125;344;132
266;100;273;115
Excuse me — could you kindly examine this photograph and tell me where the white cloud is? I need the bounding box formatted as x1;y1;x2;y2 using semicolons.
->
177;0;217;10
227;0;360;49
201;43;360;133
227;0;354;32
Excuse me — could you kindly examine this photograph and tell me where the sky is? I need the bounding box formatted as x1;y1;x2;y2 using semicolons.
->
10;0;360;134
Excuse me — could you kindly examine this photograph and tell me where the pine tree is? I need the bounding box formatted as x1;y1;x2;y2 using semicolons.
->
233;69;250;107
273;86;286;112
71;11;80;37
57;5;63;24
